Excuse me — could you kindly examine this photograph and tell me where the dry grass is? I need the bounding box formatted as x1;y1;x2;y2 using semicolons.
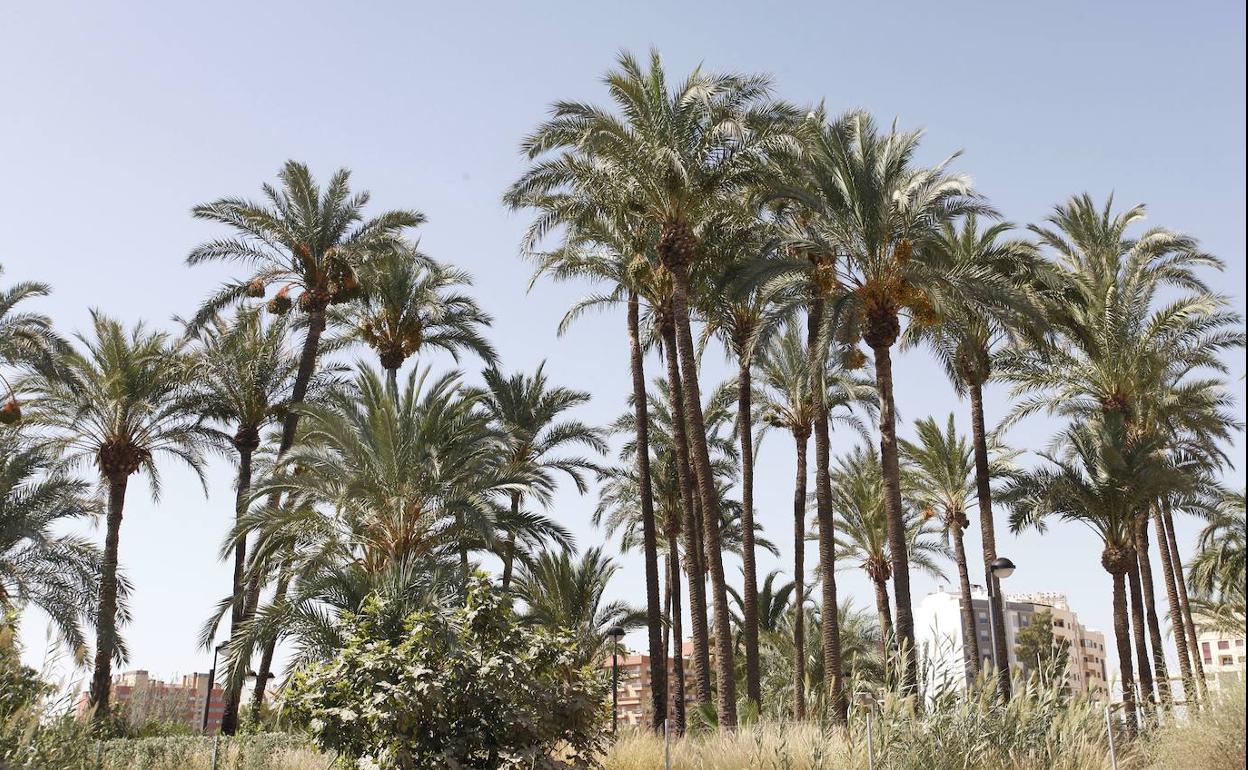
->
1143;684;1246;770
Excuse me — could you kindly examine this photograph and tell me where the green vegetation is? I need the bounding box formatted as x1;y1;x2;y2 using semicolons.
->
0;47;1243;770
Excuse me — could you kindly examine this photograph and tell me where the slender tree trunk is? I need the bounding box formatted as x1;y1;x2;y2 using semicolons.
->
385;364;399;403
88;476;128;720
969;382;1010;699
220;445;254;735
662;320;712;705
1135;517;1172;708
500;492;521;592
1152;508;1198;706
872;576;894;658
669;273;737;728
809;301;846;724
665;526;686;734
1110;568;1139;738
736;357;762;708
869;340;917;695
1163;506;1207;699
247;308;328;702
792;430;809;721
1126;553;1156;718
950;521;980;686
663;553;672;666
627;291;667;731
250;572;288;710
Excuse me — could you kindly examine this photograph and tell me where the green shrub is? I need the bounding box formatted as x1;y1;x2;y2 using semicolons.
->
283;575;610;769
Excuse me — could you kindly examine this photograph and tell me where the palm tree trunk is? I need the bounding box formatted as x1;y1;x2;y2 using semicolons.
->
500;492;521;592
869;339;917;695
248;308;328;701
969;381;1010;699
220;445;254;735
384;364;399;405
950;522;980;686
809;301;846;725
1152;507;1198;706
1163;506;1207;699
627;291;667;731
792;430;809;721
736;357;761;708
665;528;686;734
872;576;894;658
1110;567;1139;738
1126;553;1156;717
669;272;737;728
88;476;127;720
662;320;712;706
1134;517;1172;708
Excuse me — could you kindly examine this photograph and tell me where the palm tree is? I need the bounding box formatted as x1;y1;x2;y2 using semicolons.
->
772;110;992;695
225;365;531;684
901;215;1042;696
830;445;947;656
475;364;605;591
998;194;1244;709
509;50;799;727
1003;416;1195;736
351;246;496;394
900;414;1017;685
1;265;66;425
186;308;300;734
505;162;669;730
755;321;875;718
1188;490;1246;634
189;161;423;696
21;313;217;718
0;429;104;659
513;547;644;666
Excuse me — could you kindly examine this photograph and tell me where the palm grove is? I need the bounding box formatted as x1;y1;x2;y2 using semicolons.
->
0;50;1243;747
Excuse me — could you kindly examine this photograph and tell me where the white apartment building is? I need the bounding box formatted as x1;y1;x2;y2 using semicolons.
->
916;586;1109;697
1197;628;1246;692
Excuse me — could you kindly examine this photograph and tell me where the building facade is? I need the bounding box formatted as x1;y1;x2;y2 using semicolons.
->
1197;628;1246;692
73;670;243;733
602;641;701;727
916;586;1108;697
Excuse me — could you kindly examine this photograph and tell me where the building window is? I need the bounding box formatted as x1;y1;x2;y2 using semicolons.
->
1218;640;1230;650
1220;656;1234;666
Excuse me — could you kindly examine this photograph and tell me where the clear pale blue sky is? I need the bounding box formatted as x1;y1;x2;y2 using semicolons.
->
2;1;1243;685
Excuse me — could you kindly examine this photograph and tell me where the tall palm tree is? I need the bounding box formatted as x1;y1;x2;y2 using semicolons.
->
998;194;1244;709
900;414;1018;685
698;223;780;708
830;445;947;656
900;215;1042;697
476;364;605;590
1004;416;1196;737
0;429;105;659
755;321;875;718
21;313;217;719
772;111;992;695
509;50;799;727
351;246;496;394
505;157;670;730
513;547;644;666
186;308;300;734
188;161;423;697
1;265;67;427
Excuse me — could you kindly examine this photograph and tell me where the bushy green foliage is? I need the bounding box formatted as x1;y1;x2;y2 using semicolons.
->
284;575;610;769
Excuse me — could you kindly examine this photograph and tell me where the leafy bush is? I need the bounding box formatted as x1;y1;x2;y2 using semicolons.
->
284;575;610;769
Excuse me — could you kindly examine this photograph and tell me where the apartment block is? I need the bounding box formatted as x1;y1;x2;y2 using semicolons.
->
916;586;1108;697
1197;629;1246;692
74;670;227;732
602;641;701;727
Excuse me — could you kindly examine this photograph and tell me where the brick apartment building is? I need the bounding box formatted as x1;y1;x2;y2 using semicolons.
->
603;641;702;727
74;670;226;732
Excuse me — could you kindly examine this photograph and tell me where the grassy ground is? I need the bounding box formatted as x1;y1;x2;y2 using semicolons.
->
6;685;1242;769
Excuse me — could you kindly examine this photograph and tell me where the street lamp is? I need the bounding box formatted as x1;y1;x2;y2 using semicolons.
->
201;640;230;733
854;691;878;770
987;557;1016;700
606;626;626;733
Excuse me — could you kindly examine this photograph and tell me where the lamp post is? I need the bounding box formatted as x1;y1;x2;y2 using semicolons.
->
987;556;1016;700
855;691;878;770
606;626;626;734
202;640;230;733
